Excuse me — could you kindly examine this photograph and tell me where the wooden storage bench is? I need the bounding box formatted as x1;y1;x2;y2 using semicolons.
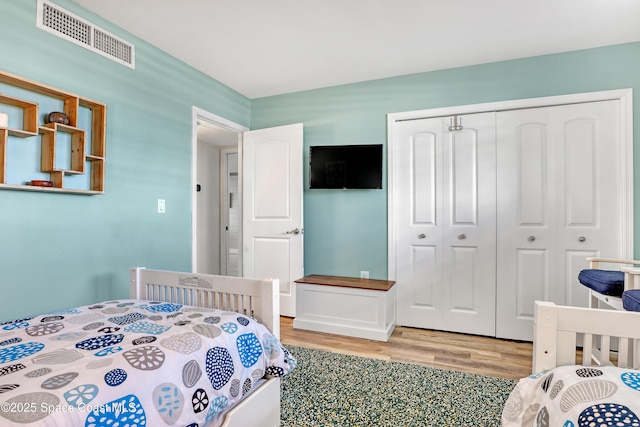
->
293;275;396;341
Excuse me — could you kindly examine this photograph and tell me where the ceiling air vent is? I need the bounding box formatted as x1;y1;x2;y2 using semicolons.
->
36;0;135;69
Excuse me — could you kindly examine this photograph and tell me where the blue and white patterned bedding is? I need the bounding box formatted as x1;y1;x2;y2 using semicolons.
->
0;299;296;426
501;365;640;427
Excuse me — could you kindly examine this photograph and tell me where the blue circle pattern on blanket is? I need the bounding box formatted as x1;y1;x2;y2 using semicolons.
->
206;347;235;390
145;303;183;313
104;368;128;386
2;321;29;331
236;333;263;368
206;396;230;423
263;334;282;358
621;371;640;392
0;342;44;363
75;333;125;351
95;345;123;357
64;384;99;407
577;403;639;427
84;394;146;427
221;322;238;334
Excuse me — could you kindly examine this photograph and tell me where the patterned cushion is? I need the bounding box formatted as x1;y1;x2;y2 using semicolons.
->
622;289;640;312
578;269;625;296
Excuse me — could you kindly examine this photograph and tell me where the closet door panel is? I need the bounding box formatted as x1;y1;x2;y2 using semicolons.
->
449;247;478;311
565;249;599;307
518;124;547;225
413;132;437;225
565;119;596;226
394;118;444;329
497;100;622;340
557;101;621;308
515;249;548;318
442;113;496;336
450;130;477;224
497;109;558;341
394;113;496;335
411;245;438;307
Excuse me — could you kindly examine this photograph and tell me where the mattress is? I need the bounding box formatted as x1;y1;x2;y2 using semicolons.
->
0;299;296;426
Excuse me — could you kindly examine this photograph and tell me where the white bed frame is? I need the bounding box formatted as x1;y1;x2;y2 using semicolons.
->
532;300;640;374
130;267;281;427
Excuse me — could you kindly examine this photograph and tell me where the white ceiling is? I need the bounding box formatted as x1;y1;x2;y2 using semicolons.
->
72;0;640;99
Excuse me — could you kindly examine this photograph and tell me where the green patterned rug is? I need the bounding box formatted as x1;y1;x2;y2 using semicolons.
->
280;345;517;427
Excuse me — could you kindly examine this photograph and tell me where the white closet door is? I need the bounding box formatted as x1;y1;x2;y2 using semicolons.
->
496;100;621;341
394;112;497;335
394;117;444;329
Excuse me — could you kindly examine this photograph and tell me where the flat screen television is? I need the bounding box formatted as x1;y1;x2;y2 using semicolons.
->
309;144;383;189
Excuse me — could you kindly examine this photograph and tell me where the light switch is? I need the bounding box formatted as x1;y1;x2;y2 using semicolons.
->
157;199;166;214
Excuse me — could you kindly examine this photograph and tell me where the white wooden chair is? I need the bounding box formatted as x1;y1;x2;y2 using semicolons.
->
579;257;640;310
578;257;640;366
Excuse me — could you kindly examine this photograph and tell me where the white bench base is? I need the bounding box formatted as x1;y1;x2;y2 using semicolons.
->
294;282;396;341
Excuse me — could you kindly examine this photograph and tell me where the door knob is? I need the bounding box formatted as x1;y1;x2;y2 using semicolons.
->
578;236;586;242
458;234;466;240
286;228;300;235
528;235;536;242
418;233;426;239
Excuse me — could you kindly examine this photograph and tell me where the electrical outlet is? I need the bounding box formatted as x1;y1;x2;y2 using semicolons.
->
360;270;369;279
157;199;166;214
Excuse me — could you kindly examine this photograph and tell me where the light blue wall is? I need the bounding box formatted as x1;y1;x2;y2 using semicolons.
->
0;1;251;321
2;1;639;321
251;42;640;280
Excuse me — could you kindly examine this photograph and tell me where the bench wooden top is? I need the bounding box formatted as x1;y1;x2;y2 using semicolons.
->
294;274;395;291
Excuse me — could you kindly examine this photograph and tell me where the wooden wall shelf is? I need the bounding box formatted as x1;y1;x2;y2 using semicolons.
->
0;70;106;194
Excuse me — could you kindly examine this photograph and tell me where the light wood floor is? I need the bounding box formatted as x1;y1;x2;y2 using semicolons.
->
280;317;533;380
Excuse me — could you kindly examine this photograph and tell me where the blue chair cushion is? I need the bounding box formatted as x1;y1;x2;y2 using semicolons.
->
578;269;625;297
622;289;640;312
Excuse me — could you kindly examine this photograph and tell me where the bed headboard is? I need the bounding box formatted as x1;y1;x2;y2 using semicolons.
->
533;300;640;373
130;267;280;338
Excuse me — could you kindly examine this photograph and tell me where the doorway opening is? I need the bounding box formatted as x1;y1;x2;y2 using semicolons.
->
220;149;239;276
192;107;248;275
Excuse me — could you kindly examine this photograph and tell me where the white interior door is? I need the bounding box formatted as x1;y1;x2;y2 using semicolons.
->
243;123;303;317
496;100;622;340
393;113;496;335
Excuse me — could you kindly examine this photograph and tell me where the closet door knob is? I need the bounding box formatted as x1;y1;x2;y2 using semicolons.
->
578;236;586;242
286;228;301;235
528;235;536;242
418;233;426;239
458;234;466;240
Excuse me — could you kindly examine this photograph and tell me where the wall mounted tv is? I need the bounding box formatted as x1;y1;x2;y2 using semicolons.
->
309;144;383;189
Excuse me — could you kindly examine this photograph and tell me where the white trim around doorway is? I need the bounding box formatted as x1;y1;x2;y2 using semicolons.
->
191;107;248;273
